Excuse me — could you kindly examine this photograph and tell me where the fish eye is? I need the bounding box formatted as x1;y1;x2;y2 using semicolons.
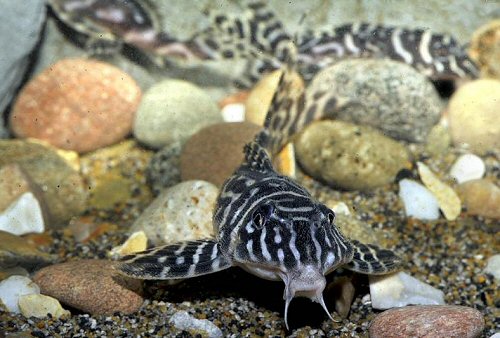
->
253;212;265;228
252;204;274;229
327;212;335;224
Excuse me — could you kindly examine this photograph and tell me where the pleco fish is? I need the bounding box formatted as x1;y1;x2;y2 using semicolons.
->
117;43;403;329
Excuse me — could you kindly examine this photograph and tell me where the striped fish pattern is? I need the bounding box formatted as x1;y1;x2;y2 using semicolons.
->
118;42;402;329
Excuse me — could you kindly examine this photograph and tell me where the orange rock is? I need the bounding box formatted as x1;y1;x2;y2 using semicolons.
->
10;59;141;153
218;91;249;109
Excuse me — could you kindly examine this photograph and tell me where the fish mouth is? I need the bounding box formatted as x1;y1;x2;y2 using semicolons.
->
279;265;334;330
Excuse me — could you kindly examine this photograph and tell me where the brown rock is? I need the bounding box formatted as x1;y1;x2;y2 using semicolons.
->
0;231;55;270
33;259;143;315
326;276;355;318
369;305;484;338
180;122;262;187
10;58;141;153
458;179;500;219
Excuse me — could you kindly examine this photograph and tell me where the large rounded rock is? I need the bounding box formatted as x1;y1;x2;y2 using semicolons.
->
180;122;262;187
295;121;410;191
307;59;443;143
448;79;500;154
133;79;222;149
131;180;218;246
369;305;484;338
458;179;500;219
0;140;87;226
33;260;143;315
10;59;141;153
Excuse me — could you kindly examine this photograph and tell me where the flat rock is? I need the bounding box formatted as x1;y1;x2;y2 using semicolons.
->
307;59;442;143
369;305;484;338
133;79;222;149
448;79;500;154
458;179;500;219
0;140;87;226
0;275;40;313
399;179;440;220
19;294;70;319
295;120;410;191
10;58;141;153
131;181;218;246
180;122;262;187
33;259;143;315
109;231;148;258
0;192;44;236
0;231;55;270
369;272;445;310
450;153;485;184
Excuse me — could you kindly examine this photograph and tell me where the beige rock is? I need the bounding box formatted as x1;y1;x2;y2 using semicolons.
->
469;20;500;79
19;294;70;318
245;69;304;126
110;231;148;257
417;162;461;220
273;142;296;178
326;276;355;318
458;179;500;219
448;79;500;154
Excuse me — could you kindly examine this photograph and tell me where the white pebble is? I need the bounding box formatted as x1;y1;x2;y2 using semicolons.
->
369;271;445;310
0;192;44;235
398;179;440;220
450;153;485;184
170;310;223;338
0;275;40;313
221;103;245;122
484;254;500;281
490;333;500;338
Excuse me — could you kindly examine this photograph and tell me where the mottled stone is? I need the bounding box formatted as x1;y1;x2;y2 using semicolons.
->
180;122;262;187
19;294;70;319
133;79;222;149
10;59;141;153
146;141;182;196
470;20;500;79
308;59;443;143
458;179;500;219
295;120;410;191
0;140;87;226
33;260;143;315
0;231;55;270
131;181;218;246
448;79;500;154
369;305;484;338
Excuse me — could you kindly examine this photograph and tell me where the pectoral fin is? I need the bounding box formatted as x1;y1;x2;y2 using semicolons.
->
345;240;403;275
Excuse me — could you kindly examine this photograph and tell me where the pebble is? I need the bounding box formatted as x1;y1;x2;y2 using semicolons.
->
490;334;500;338
484;254;500;281
0;275;40;313
0;0;46;138
131;181;218;246
417;162;461;221
0;192;44;236
10;58;141;153
245;69;304;126
450;153;486;184
369;272;445;310
273;142;297;178
425;123;451;156
326;276;355;318
180;122;262;187
169;310;223;338
295;120;410;191
458;179;500;219
399;179;440;220
19;294;70;319
307;59;442;143
133;79;221;149
369;305;484;338
221;103;246;122
109;231;148;258
33;259;143;315
469;19;500;79
0;231;55;270
146;141;182;196
0;140;87;226
448;79;500;154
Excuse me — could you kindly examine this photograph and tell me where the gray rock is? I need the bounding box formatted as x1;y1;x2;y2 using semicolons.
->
295;120;410;191
169;311;223;338
134;79;222;149
484;254;500;281
0;0;46;138
308;59;443;143
146;141;183;196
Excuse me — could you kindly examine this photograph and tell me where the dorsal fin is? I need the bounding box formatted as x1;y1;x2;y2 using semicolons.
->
242;141;274;172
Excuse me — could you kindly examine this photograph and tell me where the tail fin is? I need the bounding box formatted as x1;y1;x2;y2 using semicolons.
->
116;239;231;280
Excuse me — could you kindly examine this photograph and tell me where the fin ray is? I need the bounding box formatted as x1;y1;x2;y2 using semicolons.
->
345;240;402;275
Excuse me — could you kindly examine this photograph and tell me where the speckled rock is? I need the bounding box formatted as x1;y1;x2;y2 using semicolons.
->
470;20;500;79
295;120;410;191
458;179;500;219
19;294;70;319
10;59;141;153
33;260;143;315
0;140;87;226
307;59;443;143
180;122;262;187
448;79;500;154
146;141;183;196
0;231;55;270
245;69;304;126
369;305;484;338
133;79;222;149
131;181;218;245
